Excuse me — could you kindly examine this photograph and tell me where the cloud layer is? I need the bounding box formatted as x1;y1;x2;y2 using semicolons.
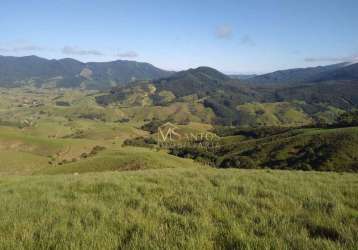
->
215;25;233;39
62;46;103;56
239;35;255;46
0;45;45;52
214;25;255;47
305;54;358;63
117;51;139;58
0;42;141;60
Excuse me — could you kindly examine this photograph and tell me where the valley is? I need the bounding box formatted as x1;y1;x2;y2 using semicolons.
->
2;1;358;248
0;59;357;250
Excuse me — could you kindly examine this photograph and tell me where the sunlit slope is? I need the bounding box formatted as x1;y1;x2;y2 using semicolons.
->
0;119;204;176
236;102;313;126
36;147;203;175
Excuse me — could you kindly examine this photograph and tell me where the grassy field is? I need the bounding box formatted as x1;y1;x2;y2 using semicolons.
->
36;147;203;175
0;168;357;249
0;87;357;249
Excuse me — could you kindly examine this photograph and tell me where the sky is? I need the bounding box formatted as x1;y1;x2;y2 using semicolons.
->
0;0;357;74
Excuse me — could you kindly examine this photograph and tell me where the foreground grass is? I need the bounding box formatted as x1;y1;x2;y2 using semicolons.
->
0;168;357;249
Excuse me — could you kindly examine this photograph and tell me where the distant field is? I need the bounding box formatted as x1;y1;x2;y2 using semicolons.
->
0;168;357;249
36;147;203;175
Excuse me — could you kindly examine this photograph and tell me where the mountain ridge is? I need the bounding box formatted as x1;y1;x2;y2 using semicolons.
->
0;55;173;89
2;55;358;88
244;62;357;85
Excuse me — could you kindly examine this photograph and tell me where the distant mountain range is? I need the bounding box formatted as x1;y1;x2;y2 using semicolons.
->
2;55;358;89
244;62;358;85
1;55;358;89
229;74;257;80
0;55;173;89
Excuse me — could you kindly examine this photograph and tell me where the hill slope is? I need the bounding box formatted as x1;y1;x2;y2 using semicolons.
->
170;125;358;172
153;66;231;97
313;63;358;82
96;66;358;126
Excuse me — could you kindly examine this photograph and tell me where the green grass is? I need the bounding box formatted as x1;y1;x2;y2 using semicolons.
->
0;168;357;249
0;124;112;174
36;147;202;175
0;151;49;176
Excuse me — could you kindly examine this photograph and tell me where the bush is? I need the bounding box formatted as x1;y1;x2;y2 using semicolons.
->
213;126;291;138
123;137;157;148
217;156;256;169
141;118;175;134
116;118;130;123
335;111;358;127
78;113;106;121
55;101;70;107
80;153;88;159
169;147;218;166
89;145;106;156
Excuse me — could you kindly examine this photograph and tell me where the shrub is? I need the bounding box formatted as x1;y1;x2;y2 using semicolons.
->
55;101;70;107
123;137;157;148
218;156;256;169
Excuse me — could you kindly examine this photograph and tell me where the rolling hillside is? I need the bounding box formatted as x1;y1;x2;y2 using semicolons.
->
0;83;357;250
96;66;358;126
170;119;358;172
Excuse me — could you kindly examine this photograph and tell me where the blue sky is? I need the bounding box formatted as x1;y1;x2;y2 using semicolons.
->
0;0;357;73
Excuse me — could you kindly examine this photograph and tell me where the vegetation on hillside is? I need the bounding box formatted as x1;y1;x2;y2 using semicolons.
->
169;116;358;172
96;66;358;126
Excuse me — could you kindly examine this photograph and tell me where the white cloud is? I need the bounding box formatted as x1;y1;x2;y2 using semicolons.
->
215;25;233;39
305;54;358;63
239;35;255;46
0;44;45;52
117;51;139;58
62;46;103;56
13;45;45;52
